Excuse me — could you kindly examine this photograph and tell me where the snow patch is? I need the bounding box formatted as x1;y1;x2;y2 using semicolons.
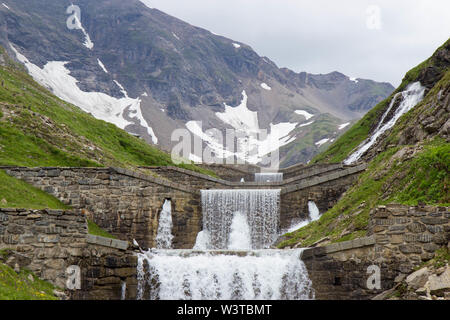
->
141;92;148;97
186;90;298;164
139;0;153;9
97;59;108;73
172;32;180;40
349;77;359;83
295;110;314;120
338;122;350;130
260;83;271;91
299;121;314;127
72;13;94;49
232;43;241;49
2;3;10;10
10;44;158;145
315;138;330;147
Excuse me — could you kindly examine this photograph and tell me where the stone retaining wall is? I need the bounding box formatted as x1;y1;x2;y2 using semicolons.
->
3;167;202;249
197;164;259;182
3;165;366;247
368;204;450;273
303;204;450;300
280;166;365;228
0;208;138;300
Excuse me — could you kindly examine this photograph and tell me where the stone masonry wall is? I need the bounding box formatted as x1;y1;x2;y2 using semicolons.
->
368;204;450;274
280;168;363;229
302;204;449;300
3;167;202;249
0;208;138;300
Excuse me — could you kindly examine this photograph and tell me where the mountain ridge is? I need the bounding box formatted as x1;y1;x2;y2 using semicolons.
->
0;0;394;166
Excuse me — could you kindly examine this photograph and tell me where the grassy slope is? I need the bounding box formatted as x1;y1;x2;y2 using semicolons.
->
280;113;344;167
0;249;58;300
279;62;450;248
87;219;117;239
0;46;216;209
0;46;215;173
0;170;68;209
311;39;449;164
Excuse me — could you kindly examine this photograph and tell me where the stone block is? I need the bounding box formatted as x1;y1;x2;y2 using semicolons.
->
421;217;447;225
399;244;422;254
406;222;426;233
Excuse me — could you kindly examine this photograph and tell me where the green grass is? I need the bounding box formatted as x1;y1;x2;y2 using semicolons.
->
0;170;68;209
279;138;449;248
0;47;216;175
0;263;59;300
87;219;117;239
0;46;217;210
312;38;449;164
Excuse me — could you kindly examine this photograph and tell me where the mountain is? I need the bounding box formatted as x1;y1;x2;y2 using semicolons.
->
280;39;449;248
0;0;394;166
0;45;213;176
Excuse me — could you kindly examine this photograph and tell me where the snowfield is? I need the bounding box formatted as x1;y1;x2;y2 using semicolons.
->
260;83;271;91
338;122;350;130
186;90;298;164
315;138;330;147
97;59;108;73
295;110;314;120
10;44;158;144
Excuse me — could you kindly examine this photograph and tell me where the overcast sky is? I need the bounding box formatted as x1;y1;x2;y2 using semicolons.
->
142;0;450;87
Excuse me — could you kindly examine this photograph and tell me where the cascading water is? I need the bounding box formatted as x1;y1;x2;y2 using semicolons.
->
345;82;425;164
155;199;173;249
255;172;283;182
137;190;314;300
285;201;321;233
227;211;252;250
201;189;280;249
137;249;313;300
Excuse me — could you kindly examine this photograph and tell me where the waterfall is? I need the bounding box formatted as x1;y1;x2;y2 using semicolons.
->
137;249;314;300
121;281;127;300
345;82;425;164
285;201;321;233
227;212;252;250
137;189;315;301
255;173;283;182
308;201;320;222
155;199;173;249
200;189;280;249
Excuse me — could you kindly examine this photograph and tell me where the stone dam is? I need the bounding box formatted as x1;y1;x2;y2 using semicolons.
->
0;163;448;300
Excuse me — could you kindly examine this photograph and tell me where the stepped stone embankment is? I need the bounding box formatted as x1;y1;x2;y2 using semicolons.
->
303;204;449;299
2;167;202;249
3;164;365;248
0;208;137;300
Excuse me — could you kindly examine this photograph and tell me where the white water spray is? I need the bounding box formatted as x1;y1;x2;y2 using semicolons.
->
285;201;321;233
345;82;425;164
155;199;173;249
227;212;252;250
137;190;314;300
137;249;314;300
200;189;280;249
255;173;283;182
